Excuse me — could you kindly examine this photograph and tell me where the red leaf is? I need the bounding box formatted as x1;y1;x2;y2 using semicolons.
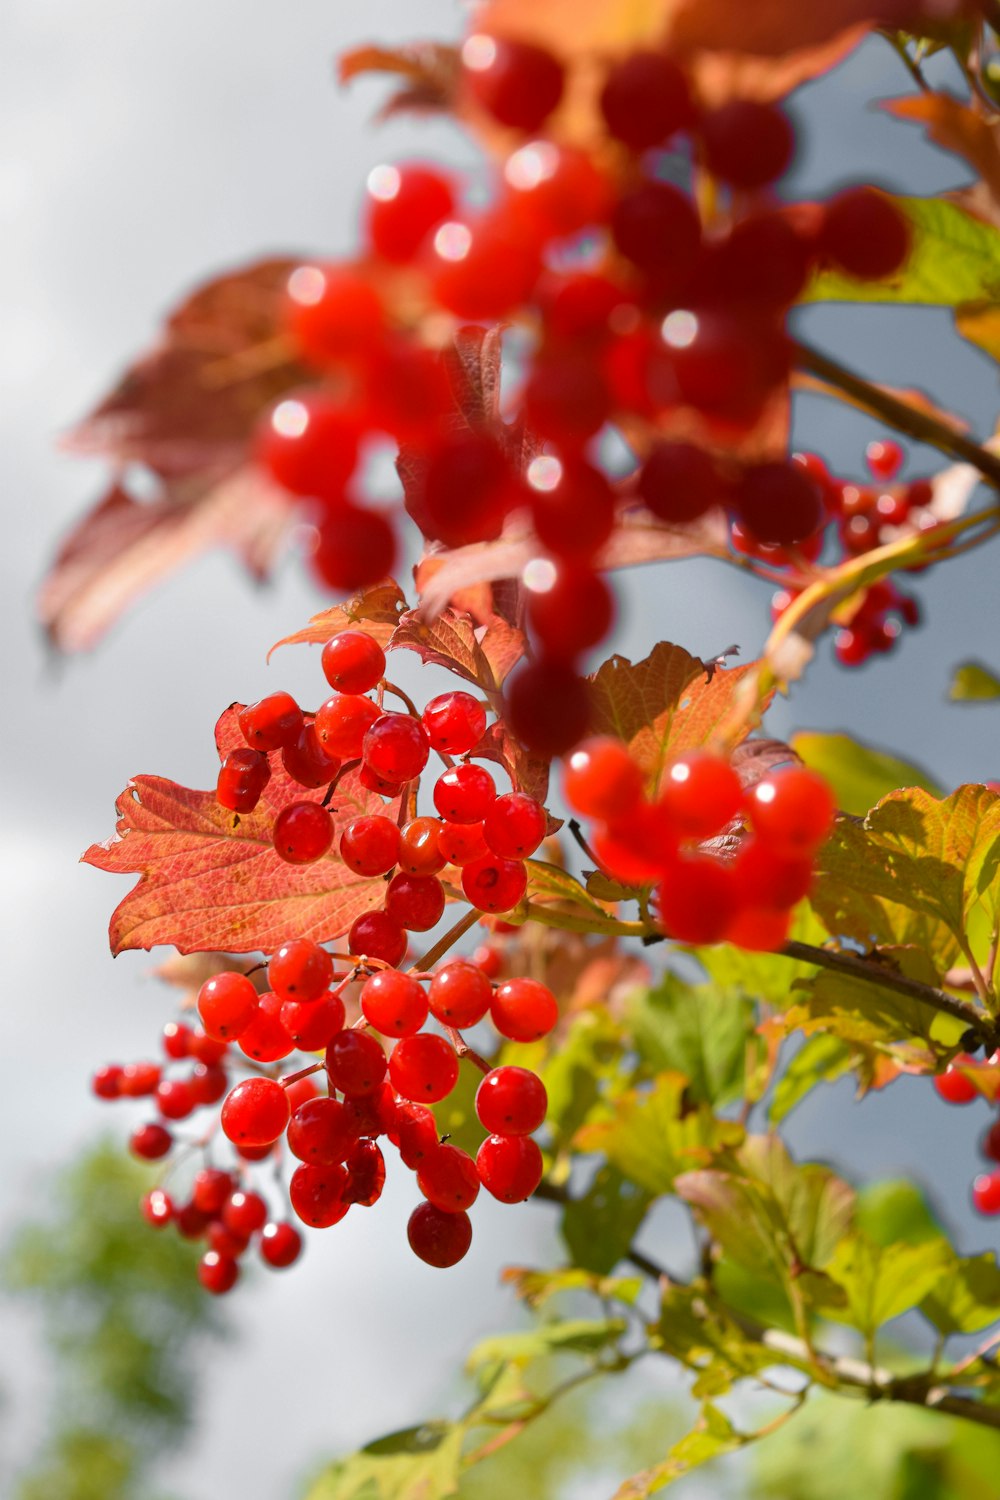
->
81;708;399;956
338;42;460;119
268;582;409;660
389;607;527;695
39;470;292;652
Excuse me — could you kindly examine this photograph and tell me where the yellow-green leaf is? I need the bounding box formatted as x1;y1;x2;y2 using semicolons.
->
792;730;942;817
950;662;1000;703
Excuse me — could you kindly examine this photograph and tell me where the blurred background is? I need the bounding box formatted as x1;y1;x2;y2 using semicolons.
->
3;2;1000;1496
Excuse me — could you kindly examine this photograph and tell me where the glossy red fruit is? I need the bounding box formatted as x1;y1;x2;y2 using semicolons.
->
735;462;825;548
187;1030;228;1066
191;1168;234;1216
502;141;611;243
611;181;701;283
505;660;590;757
599;51;695;151
418;1143;481;1211
365;162;455;263
523;352;611;445
398;818;447;877
311;504;397;593
934;1060;979;1105
438;821;489;866
281;724;341;789
363;713;430;784
722;905;792;953
429;214;541;321
433;763;497;824
198;1251;240;1295
389;1034;459;1103
321;632;386;694
659;753;743;841
315;693;382;759
700;211;813;308
407;1201;473;1267
476;1133;544;1202
119;1061;162;1097
238;692;303;753
190;1062;228;1107
392;1101;441;1168
822;188;910;281
283;264;384;367
289;1163;350;1228
217;748;272;813
416;431;513;547
207;1221;249;1258
141;1189;174;1229
268;940;334;1004
428;960;493;1028
287;1096;358;1165
340;815;401;877
326;1029;388;1096
699;100;794;188
256;395;362;499
476;1066;547;1135
273;802;333;864
638;442;726;524
343;1081;397;1139
491;977;558;1042
748;768;836;857
156;1078;196;1121
348;910;407;967
482;793;547;859
280;991;346;1049
221;1077;291;1146
462;34;565;132
129;1122;173;1160
983;1118;1000;1162
866;439;904;481
161;1023;192;1060
260;1221;304;1268
361;969;429;1038
222;1189;268;1237
343;1138;387;1207
422;692;488;755
564;737;644;822
526;564;615;663
385;873;446;932
237;993;295;1064
732;839;813;910
655;855;740;944
461;855;527;914
973;1171;1000;1215
530;457;616;560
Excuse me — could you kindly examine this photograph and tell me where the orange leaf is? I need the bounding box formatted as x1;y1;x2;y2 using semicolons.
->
82;708;398;956
268;582;408;659
887;94;1000;210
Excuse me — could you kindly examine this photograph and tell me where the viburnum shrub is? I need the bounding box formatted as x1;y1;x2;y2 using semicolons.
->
53;0;1000;1488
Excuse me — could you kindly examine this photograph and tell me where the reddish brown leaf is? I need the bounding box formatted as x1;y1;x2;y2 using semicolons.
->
39;470;292;653
389;607;527;695
82;707;399;956
338;42;460;119
268;582;409;660
588;642;772;787
887;93;1000;211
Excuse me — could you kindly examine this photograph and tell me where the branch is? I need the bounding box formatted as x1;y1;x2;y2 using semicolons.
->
793;340;1000;489
781;939;999;1048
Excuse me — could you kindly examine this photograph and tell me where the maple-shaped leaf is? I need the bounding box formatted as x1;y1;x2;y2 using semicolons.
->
268;582;409;658
811;784;1000;976
81;707;399;956
389;607;526;697
587;641;772;791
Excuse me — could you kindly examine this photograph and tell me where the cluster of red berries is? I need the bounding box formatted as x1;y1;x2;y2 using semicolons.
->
932;1055;1000;1216
249;33;912;757
763;439;930;666
564;737;836;949
93;931;556;1288
218;629;550;962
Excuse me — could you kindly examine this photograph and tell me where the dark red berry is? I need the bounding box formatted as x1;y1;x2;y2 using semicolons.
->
349;910;407;967
611;181;701;283
418;1143;480;1212
260;1221;304;1268
822;188;910;281
526;565;615;662
734;462;824;548
699;100;794;188
198;1251;239;1295
326;1030;388;1096
483;793;546;859
238;692;304;753
129;1122;173;1160
398;818;447;876
462;34;564;132
462;855;528;914
366;162;456;264
287;1096;358;1165
505;659;590;756
281;725;341;789
428;961;493;1029
273;802;333;864
600;51;695;151
222;1189;268;1237
389;1034;459;1103
407;1201;472;1267
289;1162;350;1228
217;748;271;813
363;713;430;784
310;504;397;593
638;442;726;525
385;873;446;932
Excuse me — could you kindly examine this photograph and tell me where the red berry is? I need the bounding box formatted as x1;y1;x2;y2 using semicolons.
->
363;713;430;784
461;855;527;914
156;1078;197;1121
217;747;271;813
530;457;615;561
141;1189;174;1229
502;141;611;243
238;692;303;753
268;940;334;1004
611;181;701;283
731;839;813;910
321;631;386;695
191;1062;228;1107
343;1082;397;1139
699;100;794;188
418;1143;481;1211
289;1163;350;1228
866;439;904;481
564;737;643;822
311;503;397;594
361;969;429;1038
526;565;615;662
639;442;726;525
192;1168;234;1216
389;1034;459;1103
407;1201;472;1267
315;695;381;762
438;821;489;866
600;51;695;151
359;764;405;799
429;214;541;321
340;815;401;877
119;1061;162;1097
491;977;558;1042
287;1096;358;1165
973;1171;1000;1215
398;818;447;877
523;352;611;446
934;1060;979;1105
700;211;813;308
281;725;341;789
175;1201;211;1239
433;763;497;824
208;1222;250;1259
256;394;362;500
462;34;564;132
416;432;513;547
822;188;910;281
273;802;333;864
280;992;346;1049
472;944;501;979
260;1221;303;1268
343;1138;387;1206
326;1030;388;1096
663;308;789;422
238;993;295;1063
422;693;488;755
221;1077;291;1147
722;905;792;953
222;1189;268;1237
983;1119;1000;1162
129;1122;173;1160
198;1251;239;1295
392;1101;441;1168
482;792;546;860
505;660;591;757
385;873;446;932
748;768;836;857
428;960;493;1029
835;627;870;668
349;910;407;967
197;971;259;1041
161;1023;192;1060
476;1067;547;1136
654;855;740;945
283;265;384;367
659;753;743;841
734;463;824;548
365;162;455;264
187;1030;228;1066
476;1134;544;1202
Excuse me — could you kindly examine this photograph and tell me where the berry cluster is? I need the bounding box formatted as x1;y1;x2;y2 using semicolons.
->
94;938;556;1288
564;737;836;948
250;34;911;756
932;1055;1000;1217
764;439;932;667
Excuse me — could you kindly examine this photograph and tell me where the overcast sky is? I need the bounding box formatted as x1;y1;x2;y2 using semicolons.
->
3;3;1000;1496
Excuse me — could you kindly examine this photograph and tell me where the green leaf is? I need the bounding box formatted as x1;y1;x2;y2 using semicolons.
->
534;1009;632;1155
561;1165;653;1275
779;968;939;1068
769;1034;854;1123
949;662;1000;703
921;1252;1000;1334
431;1057;486;1159
625;974;760;1108
523;859;641;936
855;1180;945;1248
654;1282;812;1397
502;1265;643;1311
305;1421;465;1500
612;1403;747;1498
791;731;942;817
696;903;828;1007
575;1073;744;1197
823;1233;952;1335
805;196;1000;309
467;1318;626;1374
